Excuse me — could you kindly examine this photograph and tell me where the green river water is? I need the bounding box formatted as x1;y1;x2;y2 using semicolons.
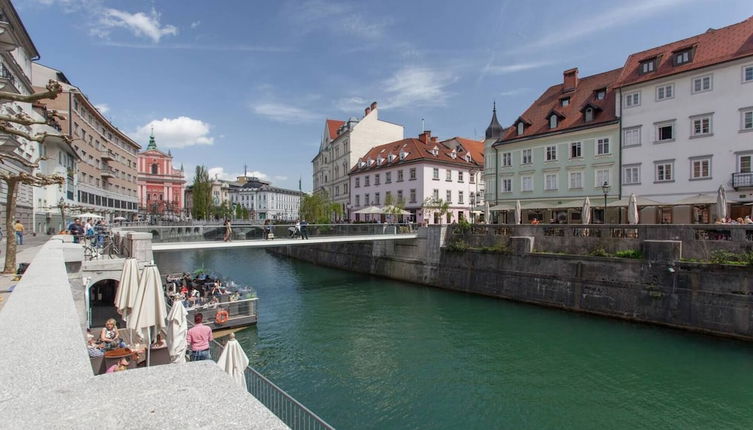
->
155;248;753;430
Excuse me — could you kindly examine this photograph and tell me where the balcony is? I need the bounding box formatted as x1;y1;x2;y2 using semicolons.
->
0;21;19;53
0;63;18;93
100;149;114;161
101;166;115;178
732;172;753;189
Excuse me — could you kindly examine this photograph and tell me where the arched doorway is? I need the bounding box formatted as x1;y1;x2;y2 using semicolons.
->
88;279;124;329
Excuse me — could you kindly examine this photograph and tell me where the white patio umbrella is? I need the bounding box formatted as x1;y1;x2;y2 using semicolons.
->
514;200;522;225
627;193;639;225
127;264;168;367
217;333;249;390
715;185;727;221
115;258;140;322
166;300;188;364
77;212;103;219
484;202;490;223
582;197;592;224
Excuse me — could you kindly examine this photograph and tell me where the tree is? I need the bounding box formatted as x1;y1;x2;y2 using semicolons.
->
383;193;407;222
0;81;67;273
299;192;341;224
191;165;212;220
422;197;451;224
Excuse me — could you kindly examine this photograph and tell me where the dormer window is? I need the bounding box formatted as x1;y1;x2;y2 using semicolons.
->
674;49;693;66
430;146;439;156
377;156;384;166
640;58;656;74
399;150;408;160
549;115;558;129
465;153;472;162
517;122;524;136
595;88;606;100
560;97;570;107
584;108;594;122
450;150;457;159
368;158;375;166
388;153;396;162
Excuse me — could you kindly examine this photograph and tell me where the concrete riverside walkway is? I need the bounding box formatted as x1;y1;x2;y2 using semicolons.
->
152;232;418;252
0;233;50;313
0;238;288;429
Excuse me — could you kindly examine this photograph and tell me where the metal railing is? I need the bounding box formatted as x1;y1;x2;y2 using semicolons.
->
732;172;753;189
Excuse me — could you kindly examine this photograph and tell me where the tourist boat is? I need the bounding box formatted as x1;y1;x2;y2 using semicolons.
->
164;271;258;330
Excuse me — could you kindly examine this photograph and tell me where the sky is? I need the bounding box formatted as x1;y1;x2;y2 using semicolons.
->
15;0;753;191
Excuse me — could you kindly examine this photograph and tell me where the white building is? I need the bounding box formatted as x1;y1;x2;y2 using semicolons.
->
312;101;403;219
616;16;753;223
230;176;302;221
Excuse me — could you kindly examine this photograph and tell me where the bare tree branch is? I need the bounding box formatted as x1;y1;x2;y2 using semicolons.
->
0;80;62;104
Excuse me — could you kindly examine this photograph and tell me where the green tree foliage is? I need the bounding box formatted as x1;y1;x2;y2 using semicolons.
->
299;192;342;224
191;165;212;220
423;197;451;223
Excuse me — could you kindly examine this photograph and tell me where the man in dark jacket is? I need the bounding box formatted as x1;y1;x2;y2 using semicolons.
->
68;218;84;243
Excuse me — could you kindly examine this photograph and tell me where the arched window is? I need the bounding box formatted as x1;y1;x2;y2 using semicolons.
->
151;163;158;174
517;122;524;135
584;108;594;122
549;115;558;129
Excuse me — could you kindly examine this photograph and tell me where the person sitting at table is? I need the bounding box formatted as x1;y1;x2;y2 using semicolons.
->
106;357;130;373
187;313;213;361
100;318;125;349
151;333;167;349
86;332;104;357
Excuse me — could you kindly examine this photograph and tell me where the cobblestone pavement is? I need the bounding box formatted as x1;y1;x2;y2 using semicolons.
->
0;234;54;312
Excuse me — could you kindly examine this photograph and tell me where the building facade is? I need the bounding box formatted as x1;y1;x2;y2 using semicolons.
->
349;131;484;224
137;132;186;218
488;68;621;224
33;63;140;221
312;101;404;218
616;16;753;223
230;176;302;221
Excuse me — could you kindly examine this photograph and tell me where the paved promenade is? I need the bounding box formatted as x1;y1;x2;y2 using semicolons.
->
0;233;50;312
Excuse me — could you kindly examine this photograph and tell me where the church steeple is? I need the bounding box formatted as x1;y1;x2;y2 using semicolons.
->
485;102;504;140
147;126;157;150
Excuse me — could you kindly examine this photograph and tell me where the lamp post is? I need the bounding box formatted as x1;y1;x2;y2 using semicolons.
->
601;181;611;224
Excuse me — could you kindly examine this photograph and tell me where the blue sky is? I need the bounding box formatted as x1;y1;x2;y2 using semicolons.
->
16;0;753;191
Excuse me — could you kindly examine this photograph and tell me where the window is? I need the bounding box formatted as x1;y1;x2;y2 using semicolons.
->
410;189;416;203
501;178;512;193
655;161;674;182
546;145;557;161
549;115;558;129
691;158;711;179
385;191;392;203
521;176;533;192
458;191;464;204
522;149;532;164
624;91;640;108
568;171;582;189
741;109;753;131
544;173;558;191
674;49;692;65
517;122;524;135
740;155;752;173
458;171;464;182
385;172;392;183
691;115;712;137
623;165;641;185
595;89;606;100
446;169;452;181
397;170;404;182
596;138;610;155
502;152;512;167
433;189;439;200
640;58;656;74
470;172;475;184
446;190;452;203
692;74;712;93
364;175;370;186
355;195;361;206
374;174;380;185
655;121;675;142
744;65;753;83
396;190;403;203
584;108;594;122
355;177;360;188
595;169;610;188
570;142;582;158
656;84;674;101
623;126;641;147
433;168;439;180
410;168;417;180
560;97;570;107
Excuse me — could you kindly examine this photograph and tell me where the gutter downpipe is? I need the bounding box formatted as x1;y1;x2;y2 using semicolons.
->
617;88;623;224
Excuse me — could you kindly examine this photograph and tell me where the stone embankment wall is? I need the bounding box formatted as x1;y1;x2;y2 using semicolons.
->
271;227;753;341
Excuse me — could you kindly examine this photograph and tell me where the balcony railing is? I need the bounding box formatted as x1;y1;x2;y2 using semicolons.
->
100;166;115;177
0;63;16;89
732;172;753;189
100;150;114;161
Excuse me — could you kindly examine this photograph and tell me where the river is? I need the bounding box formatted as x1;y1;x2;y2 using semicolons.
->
155;248;753;430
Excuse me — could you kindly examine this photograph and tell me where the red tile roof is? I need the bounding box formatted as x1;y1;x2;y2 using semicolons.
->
326;119;345;140
350;134;484;173
498;68;622;143
615;15;753;87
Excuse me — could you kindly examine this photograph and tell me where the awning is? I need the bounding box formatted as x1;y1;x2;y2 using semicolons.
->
608;196;663;207
673;193;717;205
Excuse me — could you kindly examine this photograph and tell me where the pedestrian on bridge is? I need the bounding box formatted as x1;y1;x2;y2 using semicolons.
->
300;220;309;240
223;219;232;242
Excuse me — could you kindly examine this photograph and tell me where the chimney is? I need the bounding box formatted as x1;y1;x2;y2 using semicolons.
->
419;130;431;144
563;68;579;92
370;101;377;111
430;136;438;144
364;107;371;116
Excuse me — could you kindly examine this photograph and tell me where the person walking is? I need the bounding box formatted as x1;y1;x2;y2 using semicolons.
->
223;219;232;242
300;219;309;240
13;220;24;245
187;313;213;361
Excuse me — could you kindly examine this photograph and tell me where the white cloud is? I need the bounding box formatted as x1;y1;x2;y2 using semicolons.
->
94;8;177;43
93;103;109;114
381;66;456;109
287;0;391;40
190;20;201;29
498;88;530;97
484;61;553;75
333;96;368;113
207;167;272;182
274;175;289;181
133;117;214;149
252;102;319;123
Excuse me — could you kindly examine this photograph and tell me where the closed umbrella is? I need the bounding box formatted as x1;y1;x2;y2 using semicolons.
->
514;200;522;225
127;264;168;367
484;202;490;223
582;197;592;224
715;185;727;221
115;258;139;322
627;193;639;225
217;333;249;390
166;300;188;364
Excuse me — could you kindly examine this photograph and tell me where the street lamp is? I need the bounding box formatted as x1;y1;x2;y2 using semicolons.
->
601;181;611;224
